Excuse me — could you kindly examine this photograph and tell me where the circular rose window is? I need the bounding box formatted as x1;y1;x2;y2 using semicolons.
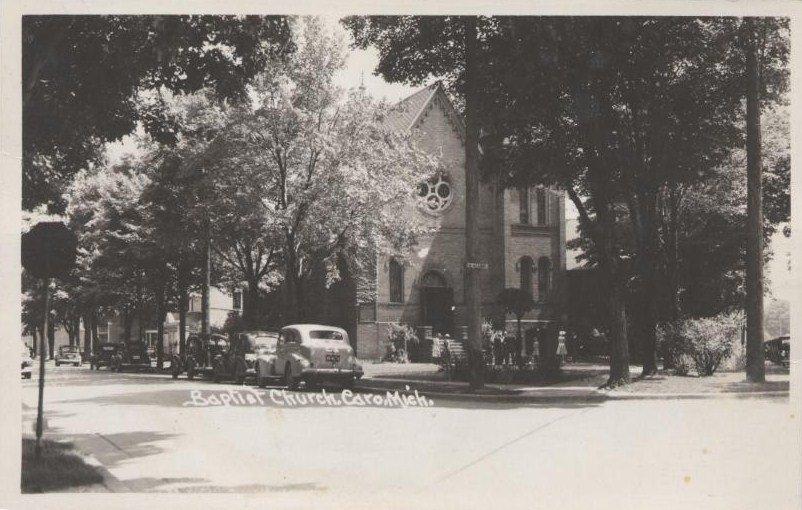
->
417;175;453;213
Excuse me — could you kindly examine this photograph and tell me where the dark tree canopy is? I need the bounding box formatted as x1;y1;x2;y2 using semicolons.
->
23;15;294;210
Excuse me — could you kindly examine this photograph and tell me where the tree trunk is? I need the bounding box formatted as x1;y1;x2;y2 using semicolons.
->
31;329;39;358
633;194;659;377
83;313;92;358
744;17;765;382
661;183;681;370
201;236;211;338
516;315;523;367
123;306;132;343
463;15;484;390
137;271;144;343
47;321;55;359
606;286;630;386
597;201;630;387
91;312;99;351
178;263;188;355
244;278;260;329
283;240;303;324
155;282;166;369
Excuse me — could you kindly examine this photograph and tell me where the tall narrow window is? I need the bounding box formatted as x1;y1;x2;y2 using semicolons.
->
519;188;530;224
519;256;534;295
538;256;552;300
389;258;404;303
537;188;547;225
232;290;243;311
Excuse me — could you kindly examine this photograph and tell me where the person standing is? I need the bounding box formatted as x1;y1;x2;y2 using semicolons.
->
556;330;568;366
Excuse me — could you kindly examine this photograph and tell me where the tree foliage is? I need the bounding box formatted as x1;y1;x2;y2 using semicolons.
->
23;15;294;210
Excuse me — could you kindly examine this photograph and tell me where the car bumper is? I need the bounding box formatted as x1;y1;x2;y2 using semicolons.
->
300;367;363;380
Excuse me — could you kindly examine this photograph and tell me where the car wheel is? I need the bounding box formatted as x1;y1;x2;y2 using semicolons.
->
55;362;60;367
284;362;298;390
342;377;355;391
74;362;80;367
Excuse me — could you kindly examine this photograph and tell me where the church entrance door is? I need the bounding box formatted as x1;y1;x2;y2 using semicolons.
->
420;271;453;335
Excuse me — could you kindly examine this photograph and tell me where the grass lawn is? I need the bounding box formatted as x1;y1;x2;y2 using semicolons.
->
21;437;105;493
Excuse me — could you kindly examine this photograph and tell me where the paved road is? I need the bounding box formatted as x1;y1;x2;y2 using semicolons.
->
21;363;800;508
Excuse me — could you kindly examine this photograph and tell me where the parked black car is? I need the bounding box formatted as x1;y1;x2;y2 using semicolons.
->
90;342;123;370
171;333;228;380
113;342;153;372
764;335;790;367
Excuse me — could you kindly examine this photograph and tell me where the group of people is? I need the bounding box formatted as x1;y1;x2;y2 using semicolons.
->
489;327;569;368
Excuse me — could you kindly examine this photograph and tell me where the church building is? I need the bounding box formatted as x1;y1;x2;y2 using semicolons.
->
354;82;567;360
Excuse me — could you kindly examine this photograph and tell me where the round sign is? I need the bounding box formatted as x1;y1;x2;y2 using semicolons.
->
21;221;77;279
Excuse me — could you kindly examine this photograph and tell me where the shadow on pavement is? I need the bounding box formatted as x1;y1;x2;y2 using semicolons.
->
21;437;105;493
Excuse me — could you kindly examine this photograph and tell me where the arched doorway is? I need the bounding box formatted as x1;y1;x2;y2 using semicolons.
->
420;271;454;335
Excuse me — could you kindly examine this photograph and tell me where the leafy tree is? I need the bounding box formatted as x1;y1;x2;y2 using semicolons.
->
23;15;294;210
222;18;436;323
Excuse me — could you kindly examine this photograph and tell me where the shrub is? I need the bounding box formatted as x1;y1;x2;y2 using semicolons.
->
663;313;741;376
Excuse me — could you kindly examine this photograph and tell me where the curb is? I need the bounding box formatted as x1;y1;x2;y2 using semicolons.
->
76;449;130;492
356;378;789;403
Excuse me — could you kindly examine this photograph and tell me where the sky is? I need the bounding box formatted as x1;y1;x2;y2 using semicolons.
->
105;16;791;302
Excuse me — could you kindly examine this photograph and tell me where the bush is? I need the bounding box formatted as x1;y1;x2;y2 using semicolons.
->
384;323;419;363
660;313;741;376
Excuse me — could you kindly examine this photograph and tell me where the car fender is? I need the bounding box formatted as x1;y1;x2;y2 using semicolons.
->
256;355;276;374
288;352;310;377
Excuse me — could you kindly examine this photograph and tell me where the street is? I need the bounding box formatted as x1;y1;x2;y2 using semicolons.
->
21;363;799;508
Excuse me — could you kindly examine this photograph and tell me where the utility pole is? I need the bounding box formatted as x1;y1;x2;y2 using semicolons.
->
463;16;484;390
744;17;765;382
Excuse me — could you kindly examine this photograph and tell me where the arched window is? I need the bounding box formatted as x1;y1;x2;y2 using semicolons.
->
536;188;547;225
538;256;552;300
519;188;530;224
389;258;404;303
519;256;534;294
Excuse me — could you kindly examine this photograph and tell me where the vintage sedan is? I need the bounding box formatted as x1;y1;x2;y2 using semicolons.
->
55;345;82;367
113;342;153;372
91;342;123;370
274;324;363;390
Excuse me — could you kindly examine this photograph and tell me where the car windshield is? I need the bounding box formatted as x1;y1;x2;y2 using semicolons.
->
308;330;346;341
59;346;78;354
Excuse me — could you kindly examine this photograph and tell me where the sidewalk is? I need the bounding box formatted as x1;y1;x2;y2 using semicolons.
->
357;361;790;402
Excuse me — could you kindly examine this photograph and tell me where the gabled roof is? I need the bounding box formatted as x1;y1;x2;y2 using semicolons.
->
385;81;465;141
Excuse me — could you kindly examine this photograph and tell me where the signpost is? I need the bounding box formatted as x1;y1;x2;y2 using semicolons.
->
21;221;77;459
465;261;489;270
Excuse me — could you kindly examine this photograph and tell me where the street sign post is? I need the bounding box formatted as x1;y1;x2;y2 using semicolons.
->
21;221;77;459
